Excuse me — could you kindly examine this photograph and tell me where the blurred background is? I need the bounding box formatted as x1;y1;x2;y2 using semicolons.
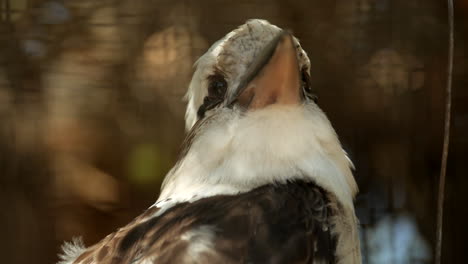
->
0;0;467;263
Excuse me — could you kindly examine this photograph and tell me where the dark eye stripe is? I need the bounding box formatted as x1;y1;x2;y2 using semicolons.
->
197;73;228;119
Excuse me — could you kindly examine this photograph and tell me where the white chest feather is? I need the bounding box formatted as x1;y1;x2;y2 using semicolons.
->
155;104;358;212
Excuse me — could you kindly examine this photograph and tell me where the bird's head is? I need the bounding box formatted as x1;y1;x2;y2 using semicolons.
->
158;19;357;209
185;19;313;131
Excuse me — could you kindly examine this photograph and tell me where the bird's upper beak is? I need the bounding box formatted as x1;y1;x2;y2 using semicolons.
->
228;31;302;110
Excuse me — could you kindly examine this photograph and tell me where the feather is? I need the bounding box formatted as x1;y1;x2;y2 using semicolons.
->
67;181;353;264
58;237;86;264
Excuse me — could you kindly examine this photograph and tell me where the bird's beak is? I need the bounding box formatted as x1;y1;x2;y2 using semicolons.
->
228;31;302;110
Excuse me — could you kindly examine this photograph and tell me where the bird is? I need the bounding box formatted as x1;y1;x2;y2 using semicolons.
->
58;19;361;264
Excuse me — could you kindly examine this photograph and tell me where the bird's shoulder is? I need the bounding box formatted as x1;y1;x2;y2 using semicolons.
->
68;180;337;264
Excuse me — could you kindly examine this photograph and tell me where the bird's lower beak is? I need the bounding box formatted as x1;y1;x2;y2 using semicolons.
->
231;31;302;110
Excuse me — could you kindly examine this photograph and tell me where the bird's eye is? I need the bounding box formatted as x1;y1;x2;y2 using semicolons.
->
301;69;317;103
208;74;228;98
197;73;228;119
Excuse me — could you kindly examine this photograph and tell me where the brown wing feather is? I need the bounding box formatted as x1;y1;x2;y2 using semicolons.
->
71;181;337;264
71;206;159;264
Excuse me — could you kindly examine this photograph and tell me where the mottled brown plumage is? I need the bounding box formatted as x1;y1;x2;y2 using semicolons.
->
70;181;336;264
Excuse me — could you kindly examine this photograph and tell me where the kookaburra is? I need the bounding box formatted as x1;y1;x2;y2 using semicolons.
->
59;19;361;264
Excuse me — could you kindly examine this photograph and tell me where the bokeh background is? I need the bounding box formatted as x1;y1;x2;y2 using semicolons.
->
1;0;467;263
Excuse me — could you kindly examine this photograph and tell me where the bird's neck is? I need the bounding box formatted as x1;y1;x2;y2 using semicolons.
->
154;105;357;211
